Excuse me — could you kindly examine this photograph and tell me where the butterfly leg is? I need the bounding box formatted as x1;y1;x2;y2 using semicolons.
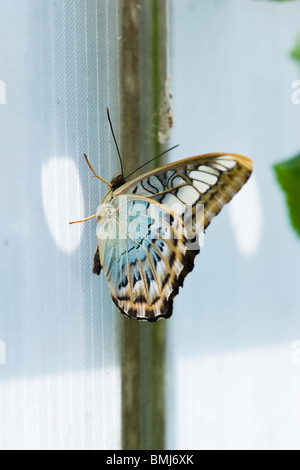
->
84;154;112;188
93;246;102;275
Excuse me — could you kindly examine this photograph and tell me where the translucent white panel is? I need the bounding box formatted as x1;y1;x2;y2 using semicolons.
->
0;369;120;450
168;344;300;450
168;0;300;451
0;0;121;450
229;175;263;256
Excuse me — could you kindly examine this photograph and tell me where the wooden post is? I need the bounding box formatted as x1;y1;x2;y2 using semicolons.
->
120;0;169;450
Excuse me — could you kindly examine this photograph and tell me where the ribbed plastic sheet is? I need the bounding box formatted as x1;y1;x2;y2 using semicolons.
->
0;0;121;450
167;0;300;450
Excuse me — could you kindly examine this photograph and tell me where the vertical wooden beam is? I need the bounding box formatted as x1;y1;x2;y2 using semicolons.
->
120;0;169;450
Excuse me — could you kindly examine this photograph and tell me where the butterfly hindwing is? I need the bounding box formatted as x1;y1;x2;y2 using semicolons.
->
96;153;253;320
96;195;190;320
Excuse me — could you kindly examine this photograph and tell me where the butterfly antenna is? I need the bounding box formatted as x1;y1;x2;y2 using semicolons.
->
107;107;124;178
69;213;97;225
125;144;179;179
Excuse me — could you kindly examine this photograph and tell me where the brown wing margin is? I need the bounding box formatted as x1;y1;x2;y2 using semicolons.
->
146;240;201;322
110;238;200;322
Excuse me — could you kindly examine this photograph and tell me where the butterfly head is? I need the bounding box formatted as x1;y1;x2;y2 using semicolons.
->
110;173;126;190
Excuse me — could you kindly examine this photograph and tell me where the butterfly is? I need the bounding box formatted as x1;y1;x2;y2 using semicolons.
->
70;111;253;322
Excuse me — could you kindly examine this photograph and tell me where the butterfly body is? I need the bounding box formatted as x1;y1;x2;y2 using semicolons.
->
110;173;126;190
90;152;253;321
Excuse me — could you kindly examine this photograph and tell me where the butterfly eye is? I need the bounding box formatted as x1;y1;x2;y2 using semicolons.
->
96;203;114;222
103;206;115;221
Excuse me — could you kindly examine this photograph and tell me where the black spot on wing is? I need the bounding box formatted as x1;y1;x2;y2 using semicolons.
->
121;245;135;257
133;270;141;287
162;273;170;289
143;309;155;321
157;240;164;252
127;308;136;318
169;251;176;268
134;295;147;304
151;296;160;305
117;295;131;301
147;177;160;193
145;270;154;289
152;249;159;268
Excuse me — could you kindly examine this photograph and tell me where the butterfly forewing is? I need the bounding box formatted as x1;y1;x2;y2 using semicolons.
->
95;153;253;320
115;153;253;230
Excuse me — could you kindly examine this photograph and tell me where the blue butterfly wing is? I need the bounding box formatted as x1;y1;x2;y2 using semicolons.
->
95;154;253;320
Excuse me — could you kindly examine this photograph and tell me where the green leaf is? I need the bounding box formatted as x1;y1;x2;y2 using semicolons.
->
274;154;300;237
291;34;300;65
